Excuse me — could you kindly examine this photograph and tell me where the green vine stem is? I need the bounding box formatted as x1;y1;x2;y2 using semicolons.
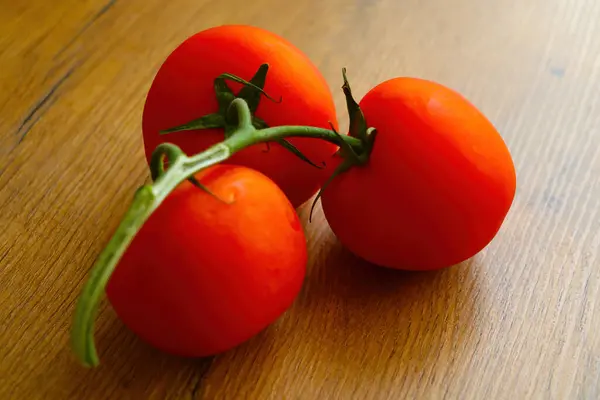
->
71;97;365;368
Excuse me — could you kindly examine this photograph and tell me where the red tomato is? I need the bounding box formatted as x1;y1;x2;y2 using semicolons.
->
321;78;516;270
106;164;307;357
142;25;339;208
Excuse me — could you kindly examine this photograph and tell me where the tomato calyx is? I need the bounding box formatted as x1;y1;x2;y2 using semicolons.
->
308;69;378;221
337;67;378;164
160;64;275;135
160;63;325;169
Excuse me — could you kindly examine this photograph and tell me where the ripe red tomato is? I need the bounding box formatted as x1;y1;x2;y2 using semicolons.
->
321;78;516;270
142;25;339;208
106;164;307;357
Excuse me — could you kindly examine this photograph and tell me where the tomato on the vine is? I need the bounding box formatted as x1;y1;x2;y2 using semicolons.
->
70;23;521;368
321;77;516;270
105;164;307;357
142;25;339;208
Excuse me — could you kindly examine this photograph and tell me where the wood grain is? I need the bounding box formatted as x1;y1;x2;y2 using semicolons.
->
1;0;599;398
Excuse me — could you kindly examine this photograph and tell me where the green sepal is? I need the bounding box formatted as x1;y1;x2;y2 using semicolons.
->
237;64;270;113
277;139;325;169
341;68;369;141
158;64;323;170
187;176;230;203
215;78;236;114
160;113;225;135
219;72;281;105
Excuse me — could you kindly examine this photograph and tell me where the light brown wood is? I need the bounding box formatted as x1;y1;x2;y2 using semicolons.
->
1;0;599;398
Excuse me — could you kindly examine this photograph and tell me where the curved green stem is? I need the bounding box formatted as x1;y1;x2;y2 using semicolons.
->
71;97;365;368
71;142;231;367
71;185;154;367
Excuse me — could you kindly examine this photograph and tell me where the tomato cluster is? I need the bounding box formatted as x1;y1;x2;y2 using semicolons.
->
77;25;516;365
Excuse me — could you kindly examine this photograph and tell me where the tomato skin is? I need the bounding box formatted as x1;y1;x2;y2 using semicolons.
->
321;78;516;270
142;25;339;208
106;165;307;357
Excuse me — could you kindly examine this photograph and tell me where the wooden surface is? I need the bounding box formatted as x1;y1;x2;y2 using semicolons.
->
1;0;599;398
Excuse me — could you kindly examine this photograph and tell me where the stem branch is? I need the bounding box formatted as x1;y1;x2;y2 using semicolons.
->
70;97;364;367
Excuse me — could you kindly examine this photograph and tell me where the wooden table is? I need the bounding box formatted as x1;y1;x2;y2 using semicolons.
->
2;0;599;398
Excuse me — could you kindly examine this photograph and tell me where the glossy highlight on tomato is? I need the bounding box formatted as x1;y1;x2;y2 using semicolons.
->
106;164;307;357
321;77;516;270
142;25;339;208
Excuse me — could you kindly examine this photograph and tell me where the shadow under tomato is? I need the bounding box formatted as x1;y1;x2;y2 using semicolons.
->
199;232;487;398
296;238;484;385
306;239;463;302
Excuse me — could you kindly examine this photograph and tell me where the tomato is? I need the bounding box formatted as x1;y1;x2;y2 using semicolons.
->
321;78;516;270
105;164;307;357
142;25;339;208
